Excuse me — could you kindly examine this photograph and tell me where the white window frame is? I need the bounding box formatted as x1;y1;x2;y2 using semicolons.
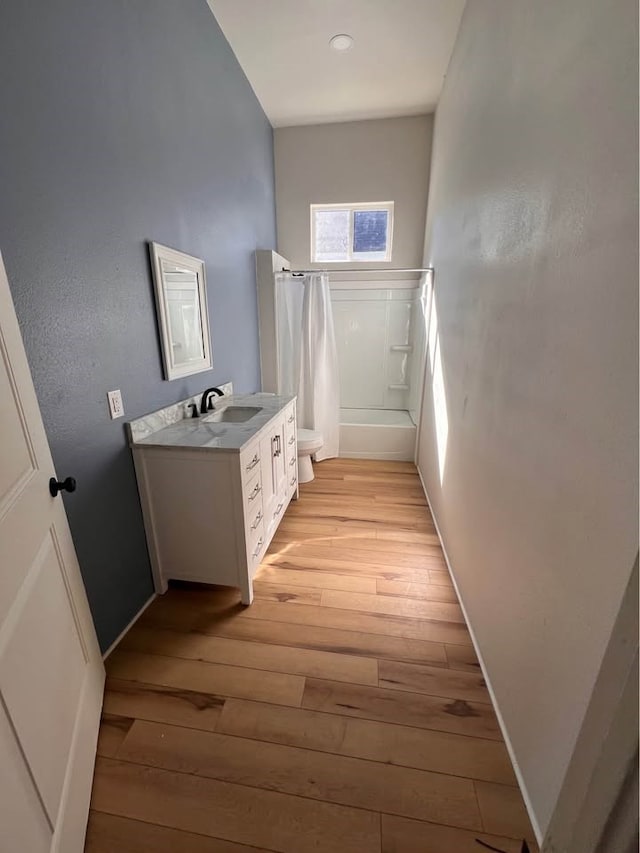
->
310;201;394;263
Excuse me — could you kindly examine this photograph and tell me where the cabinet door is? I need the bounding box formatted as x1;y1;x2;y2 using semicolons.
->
272;419;287;505
260;418;287;537
259;430;276;526
259;420;279;526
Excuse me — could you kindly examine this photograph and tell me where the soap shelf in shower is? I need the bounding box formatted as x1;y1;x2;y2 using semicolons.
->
388;384;410;391
390;344;413;352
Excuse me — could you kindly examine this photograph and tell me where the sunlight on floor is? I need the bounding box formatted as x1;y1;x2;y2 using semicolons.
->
266;526;379;557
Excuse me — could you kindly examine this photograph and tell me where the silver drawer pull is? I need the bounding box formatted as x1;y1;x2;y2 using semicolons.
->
245;454;259;472
288;414;295;423
274;501;284;517
248;483;261;501
290;476;297;487
288;435;295;445
250;511;262;530
289;457;296;467
252;537;263;558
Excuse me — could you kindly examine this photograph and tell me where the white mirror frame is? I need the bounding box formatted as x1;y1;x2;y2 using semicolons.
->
149;242;212;381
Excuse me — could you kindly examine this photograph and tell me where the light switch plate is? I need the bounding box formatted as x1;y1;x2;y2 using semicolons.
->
107;389;124;419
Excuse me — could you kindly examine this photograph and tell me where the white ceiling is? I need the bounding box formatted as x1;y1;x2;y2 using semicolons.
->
206;0;466;127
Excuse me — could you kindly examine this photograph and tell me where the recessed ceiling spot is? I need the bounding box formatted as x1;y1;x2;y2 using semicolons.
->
329;34;354;52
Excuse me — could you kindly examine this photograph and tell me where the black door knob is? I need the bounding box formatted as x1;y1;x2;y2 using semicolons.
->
49;476;77;497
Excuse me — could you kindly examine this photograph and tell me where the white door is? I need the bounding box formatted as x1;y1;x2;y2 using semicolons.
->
0;253;104;852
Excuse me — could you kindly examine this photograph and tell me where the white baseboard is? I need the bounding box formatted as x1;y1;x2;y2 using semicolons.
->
416;466;543;847
102;593;157;661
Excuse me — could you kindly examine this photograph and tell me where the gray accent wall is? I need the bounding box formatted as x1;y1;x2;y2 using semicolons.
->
0;0;276;651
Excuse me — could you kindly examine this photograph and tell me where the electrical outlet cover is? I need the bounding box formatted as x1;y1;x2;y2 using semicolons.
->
107;389;124;419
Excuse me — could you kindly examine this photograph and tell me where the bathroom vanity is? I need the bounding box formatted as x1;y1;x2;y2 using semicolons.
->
128;392;298;604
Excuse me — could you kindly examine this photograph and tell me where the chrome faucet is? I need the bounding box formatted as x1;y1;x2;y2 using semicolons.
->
200;386;225;414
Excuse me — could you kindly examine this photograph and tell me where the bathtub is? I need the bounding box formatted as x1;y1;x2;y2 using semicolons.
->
338;408;417;461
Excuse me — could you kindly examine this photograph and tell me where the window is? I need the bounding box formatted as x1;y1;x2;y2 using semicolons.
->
311;202;394;263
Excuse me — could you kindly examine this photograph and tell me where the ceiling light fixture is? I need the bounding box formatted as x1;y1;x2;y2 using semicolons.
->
329;33;354;52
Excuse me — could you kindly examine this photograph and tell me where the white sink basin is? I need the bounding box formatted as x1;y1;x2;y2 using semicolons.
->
202;406;263;424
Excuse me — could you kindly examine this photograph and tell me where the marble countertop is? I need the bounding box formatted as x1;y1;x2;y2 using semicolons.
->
128;392;295;453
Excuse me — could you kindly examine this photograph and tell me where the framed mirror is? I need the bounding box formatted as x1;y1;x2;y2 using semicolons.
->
149;242;212;381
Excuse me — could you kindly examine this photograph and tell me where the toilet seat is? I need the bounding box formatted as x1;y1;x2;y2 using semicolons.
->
296;428;323;453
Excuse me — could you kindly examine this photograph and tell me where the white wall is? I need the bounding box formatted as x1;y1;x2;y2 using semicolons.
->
417;0;638;843
274;116;432;269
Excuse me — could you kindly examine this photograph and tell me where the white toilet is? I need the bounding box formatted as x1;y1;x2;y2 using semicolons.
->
296;428;324;483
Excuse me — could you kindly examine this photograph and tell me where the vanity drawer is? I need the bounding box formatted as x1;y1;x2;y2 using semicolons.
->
247;504;264;537
269;495;287;532
243;470;263;513
248;521;266;569
241;442;261;483
284;403;297;454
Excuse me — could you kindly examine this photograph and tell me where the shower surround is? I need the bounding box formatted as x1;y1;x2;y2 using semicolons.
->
255;251;429;462
330;274;429;460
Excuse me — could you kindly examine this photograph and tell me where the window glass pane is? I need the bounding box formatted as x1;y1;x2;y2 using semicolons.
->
313;209;349;261
353;209;388;254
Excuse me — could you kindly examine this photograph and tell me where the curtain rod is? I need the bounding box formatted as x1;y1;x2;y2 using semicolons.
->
282;267;432;276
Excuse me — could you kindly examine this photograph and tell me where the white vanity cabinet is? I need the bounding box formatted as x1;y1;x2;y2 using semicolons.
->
131;396;298;605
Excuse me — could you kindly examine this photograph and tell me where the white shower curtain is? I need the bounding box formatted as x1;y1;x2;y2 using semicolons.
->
274;272;340;461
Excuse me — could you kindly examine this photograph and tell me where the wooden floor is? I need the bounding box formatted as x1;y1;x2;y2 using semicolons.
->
86;459;538;853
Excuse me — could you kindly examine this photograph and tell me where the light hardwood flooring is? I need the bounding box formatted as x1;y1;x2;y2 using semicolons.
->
86;459;538;853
